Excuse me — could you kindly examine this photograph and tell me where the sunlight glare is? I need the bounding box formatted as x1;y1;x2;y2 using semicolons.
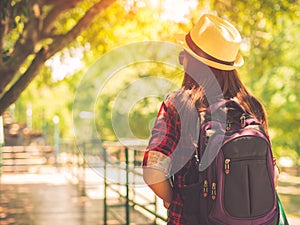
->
45;45;87;82
159;0;198;23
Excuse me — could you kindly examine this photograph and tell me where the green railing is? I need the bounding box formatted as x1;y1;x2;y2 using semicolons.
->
58;139;168;225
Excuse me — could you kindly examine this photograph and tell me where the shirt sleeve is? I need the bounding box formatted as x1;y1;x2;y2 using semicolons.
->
143;97;181;174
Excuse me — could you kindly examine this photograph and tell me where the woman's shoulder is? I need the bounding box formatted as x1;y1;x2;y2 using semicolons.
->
165;89;193;104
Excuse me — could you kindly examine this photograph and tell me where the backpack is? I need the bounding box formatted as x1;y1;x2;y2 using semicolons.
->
180;99;279;225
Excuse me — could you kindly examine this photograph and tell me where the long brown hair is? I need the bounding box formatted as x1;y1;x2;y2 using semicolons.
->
181;52;269;134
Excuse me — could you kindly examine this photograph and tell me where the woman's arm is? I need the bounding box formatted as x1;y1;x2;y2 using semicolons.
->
273;158;280;188
143;167;172;208
274;165;280;188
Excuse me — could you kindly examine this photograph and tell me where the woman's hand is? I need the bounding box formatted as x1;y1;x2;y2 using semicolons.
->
163;201;170;209
274;165;280;188
143;168;173;205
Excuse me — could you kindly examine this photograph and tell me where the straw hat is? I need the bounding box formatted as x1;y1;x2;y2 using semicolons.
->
176;14;244;70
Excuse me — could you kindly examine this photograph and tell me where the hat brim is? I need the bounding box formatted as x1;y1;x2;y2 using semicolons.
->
175;34;244;71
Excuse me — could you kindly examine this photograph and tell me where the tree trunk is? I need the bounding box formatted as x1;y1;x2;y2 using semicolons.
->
0;0;116;115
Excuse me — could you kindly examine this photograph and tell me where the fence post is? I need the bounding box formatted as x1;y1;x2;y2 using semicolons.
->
53;116;60;168
0;116;4;179
125;146;130;225
80;142;86;196
103;145;107;225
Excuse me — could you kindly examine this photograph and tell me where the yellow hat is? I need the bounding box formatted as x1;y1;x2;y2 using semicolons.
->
176;14;244;70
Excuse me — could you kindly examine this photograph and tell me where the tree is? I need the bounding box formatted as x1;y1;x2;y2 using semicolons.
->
13;1;193;140
5;0;299;161
211;0;300;160
0;0;116;115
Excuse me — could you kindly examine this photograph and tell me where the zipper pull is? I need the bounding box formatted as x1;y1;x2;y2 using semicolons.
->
194;152;199;163
211;182;217;200
224;159;230;175
240;114;246;128
203;180;208;197
226;120;231;131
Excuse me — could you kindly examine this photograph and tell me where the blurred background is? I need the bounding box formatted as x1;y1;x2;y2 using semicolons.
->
0;0;299;224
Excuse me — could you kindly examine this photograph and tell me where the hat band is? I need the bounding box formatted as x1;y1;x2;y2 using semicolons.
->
185;33;234;66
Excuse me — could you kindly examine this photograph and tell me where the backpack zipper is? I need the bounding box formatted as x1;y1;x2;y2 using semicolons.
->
211;182;217;200
224;159;231;175
224;156;265;175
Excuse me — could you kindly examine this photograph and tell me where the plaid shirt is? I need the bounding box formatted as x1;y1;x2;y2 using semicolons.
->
143;90;198;225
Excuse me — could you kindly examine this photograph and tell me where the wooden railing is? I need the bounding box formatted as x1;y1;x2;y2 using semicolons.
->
0;146;54;173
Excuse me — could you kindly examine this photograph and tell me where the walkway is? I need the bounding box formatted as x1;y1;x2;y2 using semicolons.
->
0;167;159;225
0;166;299;225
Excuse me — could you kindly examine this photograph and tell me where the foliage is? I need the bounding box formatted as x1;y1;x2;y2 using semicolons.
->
3;0;300;163
0;0;116;115
94;62;181;141
211;0;300;164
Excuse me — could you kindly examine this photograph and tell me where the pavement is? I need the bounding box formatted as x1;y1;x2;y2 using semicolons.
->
0;167;159;225
0;166;299;225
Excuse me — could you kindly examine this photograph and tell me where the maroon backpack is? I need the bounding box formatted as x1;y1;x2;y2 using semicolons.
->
180;100;279;225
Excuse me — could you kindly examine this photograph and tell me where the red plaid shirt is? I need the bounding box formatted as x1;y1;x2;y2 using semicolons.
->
143;90;198;225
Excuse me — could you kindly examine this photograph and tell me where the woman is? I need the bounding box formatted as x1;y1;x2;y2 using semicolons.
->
143;13;279;224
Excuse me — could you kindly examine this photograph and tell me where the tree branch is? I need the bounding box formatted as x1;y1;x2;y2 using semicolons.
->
49;0;116;55
10;1;40;61
0;47;50;115
0;0;12;65
0;0;116;115
41;0;84;38
0;1;38;96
